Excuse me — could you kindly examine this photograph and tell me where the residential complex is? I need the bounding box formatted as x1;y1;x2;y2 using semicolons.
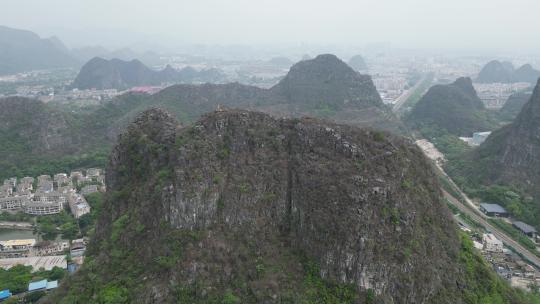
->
0;168;104;216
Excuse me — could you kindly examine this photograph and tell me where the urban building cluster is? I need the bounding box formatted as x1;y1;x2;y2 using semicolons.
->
474;82;532;109
0;168;104;217
372;74;409;104
18;87;122;103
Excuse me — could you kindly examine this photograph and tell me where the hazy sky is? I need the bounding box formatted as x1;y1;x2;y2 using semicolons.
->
2;0;540;51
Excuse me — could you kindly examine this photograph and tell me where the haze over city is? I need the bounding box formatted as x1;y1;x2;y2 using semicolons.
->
1;0;540;53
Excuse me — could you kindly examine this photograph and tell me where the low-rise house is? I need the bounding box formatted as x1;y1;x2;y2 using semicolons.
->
56;185;75;195
24;201;63;215
86;168;101;178
480;203;509;217
76;176;91;186
0;195;30;210
16;182;33;195
483;233;504;253
67;193;90;218
0;289;11;301
0;239;36;258
513;221;537;238
54;173;71;187
80;185;98;195
37;180;54;193
21;177;34;185
3;178;17;188
28;279;47;292
0;184;13;197
70;239;86;257
70;171;83;180
0;255;67;271
37;175;51;184
32;241;69;256
46;280;58;290
33;191;66;205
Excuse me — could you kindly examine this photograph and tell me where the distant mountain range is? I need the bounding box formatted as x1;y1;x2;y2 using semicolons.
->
0;26;78;75
348;54;368;71
104;54;404;134
476;60;540;84
0;25;169;75
406;77;497;136
71;57;226;90
0;54;404;179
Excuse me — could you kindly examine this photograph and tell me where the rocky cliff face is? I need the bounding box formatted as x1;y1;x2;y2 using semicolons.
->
471;79;540;194
407;77;496;136
44;108;493;303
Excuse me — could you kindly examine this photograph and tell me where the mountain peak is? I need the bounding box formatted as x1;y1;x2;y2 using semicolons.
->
49;107;474;303
272;54;382;108
348;54;368;71
452;77;477;98
407;77;491;136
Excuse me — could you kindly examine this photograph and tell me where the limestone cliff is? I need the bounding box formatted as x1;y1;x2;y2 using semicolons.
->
42;108;530;303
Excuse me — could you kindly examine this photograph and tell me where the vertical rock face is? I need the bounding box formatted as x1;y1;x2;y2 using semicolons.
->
473;79;540;193
75;108;472;303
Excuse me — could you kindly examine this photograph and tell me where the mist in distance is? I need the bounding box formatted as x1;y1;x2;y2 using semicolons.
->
2;0;540;55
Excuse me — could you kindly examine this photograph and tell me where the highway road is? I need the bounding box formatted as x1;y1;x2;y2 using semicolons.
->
392;75;429;112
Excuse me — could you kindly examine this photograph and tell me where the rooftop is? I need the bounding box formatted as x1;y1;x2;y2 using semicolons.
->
46;280;58;290
28;279;47;291
0;289;10;300
0;255;67;271
483;233;503;244
0;239;36;246
513;221;537;234
480;203;507;214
